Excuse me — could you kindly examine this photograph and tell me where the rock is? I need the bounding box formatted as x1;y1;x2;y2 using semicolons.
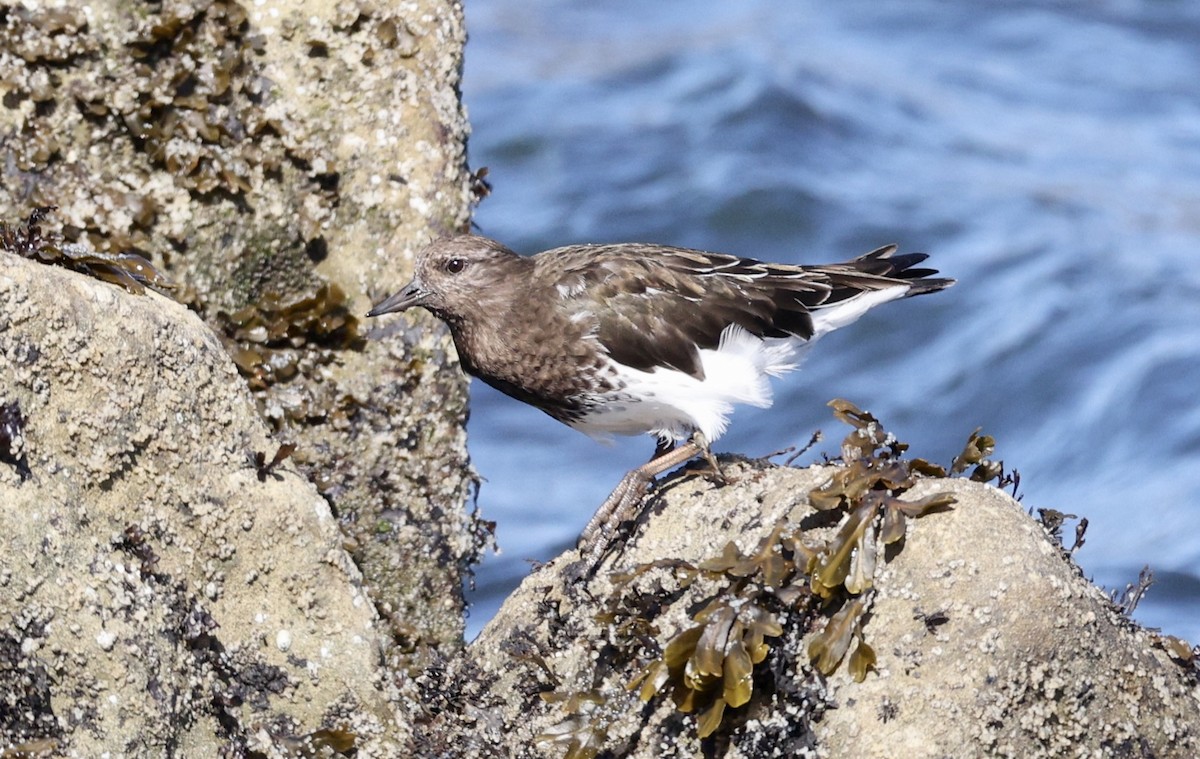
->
0;0;480;660
430;458;1200;758
0;256;406;756
5;3;1199;757
5;252;1198;758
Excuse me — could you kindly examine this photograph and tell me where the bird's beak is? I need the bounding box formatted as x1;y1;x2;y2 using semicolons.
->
367;280;427;317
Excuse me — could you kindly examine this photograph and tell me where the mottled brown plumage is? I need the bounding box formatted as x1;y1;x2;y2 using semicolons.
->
369;235;951;431
369;233;953;568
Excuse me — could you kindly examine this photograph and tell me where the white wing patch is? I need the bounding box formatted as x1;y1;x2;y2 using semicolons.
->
568;282;916;446
808;286;909;338
571;324;806;445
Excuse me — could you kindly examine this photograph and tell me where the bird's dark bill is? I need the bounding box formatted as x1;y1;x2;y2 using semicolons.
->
367;282;424;317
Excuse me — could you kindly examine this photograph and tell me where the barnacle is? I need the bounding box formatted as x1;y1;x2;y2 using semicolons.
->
535;691;610;759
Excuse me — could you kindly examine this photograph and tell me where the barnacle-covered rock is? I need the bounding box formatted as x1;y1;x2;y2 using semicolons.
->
1;0;480;672
0;252;410;755
423;410;1200;758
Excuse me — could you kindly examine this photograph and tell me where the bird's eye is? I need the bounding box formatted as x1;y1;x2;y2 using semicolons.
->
446;258;465;274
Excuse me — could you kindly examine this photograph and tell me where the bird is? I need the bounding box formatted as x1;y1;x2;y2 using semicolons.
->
368;234;953;568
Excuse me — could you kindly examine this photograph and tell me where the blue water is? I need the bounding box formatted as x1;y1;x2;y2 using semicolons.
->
460;0;1200;642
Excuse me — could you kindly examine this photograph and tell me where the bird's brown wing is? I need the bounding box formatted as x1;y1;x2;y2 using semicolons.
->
541;243;950;381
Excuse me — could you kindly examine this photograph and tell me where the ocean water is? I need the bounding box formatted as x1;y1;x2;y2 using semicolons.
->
458;0;1200;642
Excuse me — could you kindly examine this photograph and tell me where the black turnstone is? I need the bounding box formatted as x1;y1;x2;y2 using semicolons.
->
368;235;953;565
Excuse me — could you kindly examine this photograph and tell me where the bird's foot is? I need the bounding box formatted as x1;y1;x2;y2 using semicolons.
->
681;431;735;486
572;472;653;581
572;437;706;581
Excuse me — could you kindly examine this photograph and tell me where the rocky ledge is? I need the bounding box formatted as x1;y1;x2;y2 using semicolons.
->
430;431;1200;758
3;253;1199;758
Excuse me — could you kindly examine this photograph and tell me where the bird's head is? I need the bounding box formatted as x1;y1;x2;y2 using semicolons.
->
367;235;527;325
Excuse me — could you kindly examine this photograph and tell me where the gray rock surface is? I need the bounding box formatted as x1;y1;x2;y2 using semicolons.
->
0;0;479;661
0;255;406;756
433;460;1200;758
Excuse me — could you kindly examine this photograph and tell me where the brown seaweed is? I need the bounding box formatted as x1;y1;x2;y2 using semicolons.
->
540;400;976;748
0;207;174;295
